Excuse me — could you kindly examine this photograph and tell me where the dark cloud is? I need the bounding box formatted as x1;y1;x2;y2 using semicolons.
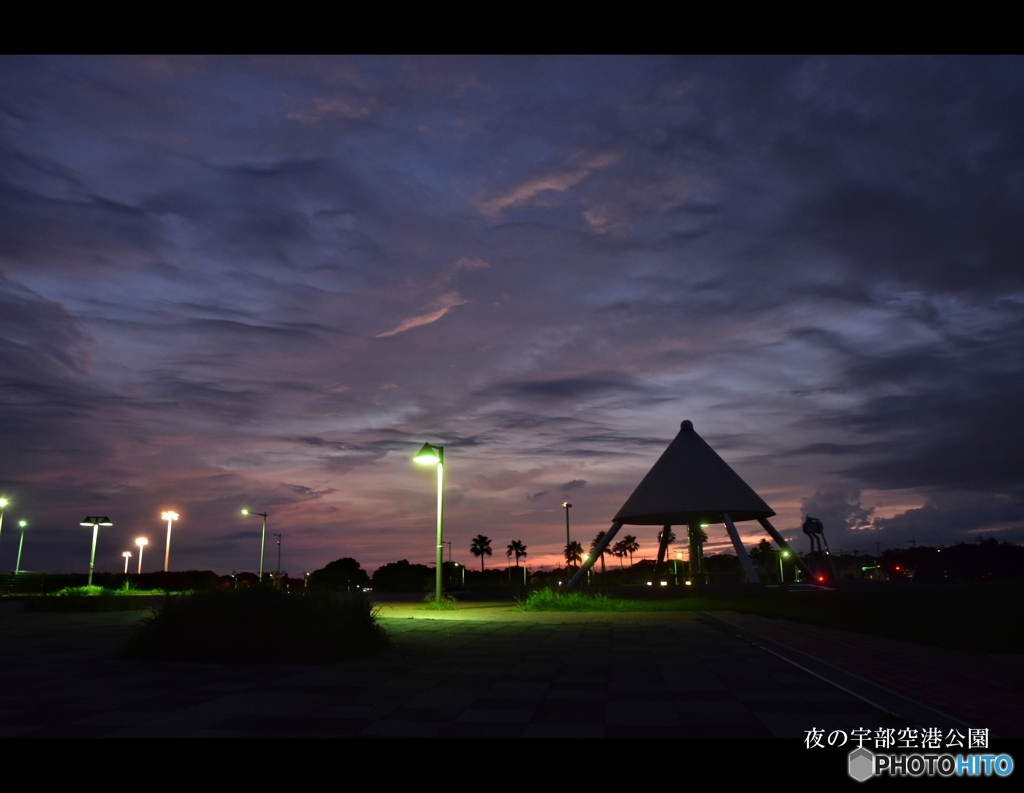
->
561;479;586;492
2;56;1022;574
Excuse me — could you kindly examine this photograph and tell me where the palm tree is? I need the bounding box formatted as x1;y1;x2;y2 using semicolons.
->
506;539;527;566
470;535;492;571
621;534;639;566
564;540;584;569
611;539;627;567
591;531;607;573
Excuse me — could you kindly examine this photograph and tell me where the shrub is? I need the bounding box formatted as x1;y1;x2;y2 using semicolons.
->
419;592;458;611
121;587;389;662
517;588;616;612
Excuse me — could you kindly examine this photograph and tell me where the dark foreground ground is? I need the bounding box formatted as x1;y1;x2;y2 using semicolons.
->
0;602;985;740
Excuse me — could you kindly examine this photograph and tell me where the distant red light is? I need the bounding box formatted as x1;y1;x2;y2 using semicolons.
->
895;566;900;571
817;576;824;582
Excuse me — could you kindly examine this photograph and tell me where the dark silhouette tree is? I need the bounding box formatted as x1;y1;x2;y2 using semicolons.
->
308;557;370;591
470;535;493;571
564;540;584;569
611;539;627;567
591;531;607;573
621;534;639;566
506;539;527;567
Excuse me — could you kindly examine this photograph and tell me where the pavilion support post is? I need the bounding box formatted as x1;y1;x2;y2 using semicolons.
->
723;513;760;584
566;521;622;590
757;517;814;581
687;522;705;584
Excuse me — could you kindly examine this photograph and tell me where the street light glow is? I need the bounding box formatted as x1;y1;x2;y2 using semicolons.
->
136;536;148;573
161;510;179;573
413;442;442;465
15;519;28;574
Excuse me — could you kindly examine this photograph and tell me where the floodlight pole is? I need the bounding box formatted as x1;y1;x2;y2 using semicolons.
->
273;533;282;575
162;511;178;573
259;514;267;581
243;510;269;581
435;450;444;605
413;443;445;604
15;521;27;574
81;517;111;586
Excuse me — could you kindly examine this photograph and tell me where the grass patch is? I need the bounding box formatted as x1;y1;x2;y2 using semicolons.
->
518;588;618;611
515;583;1024;653
419;592;459;611
121;587;389;663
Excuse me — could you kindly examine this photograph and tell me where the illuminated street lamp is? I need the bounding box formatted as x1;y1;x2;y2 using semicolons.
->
0;497;9;547
161;511;178;573
562;502;572;548
778;549;790;584
122;551;132;575
273;533;282;576
413;442;444;604
15;520;28;574
241;509;268;581
135;537;148;574
80;516;113;586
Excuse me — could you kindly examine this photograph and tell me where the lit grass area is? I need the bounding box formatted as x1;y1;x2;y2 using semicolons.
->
518;589;619;611
419;592;459;611
517;583;1024;653
121;587;389;663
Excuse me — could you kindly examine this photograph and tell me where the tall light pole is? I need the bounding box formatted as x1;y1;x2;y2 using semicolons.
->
413;442;444;604
242;509;268;581
15;520;28;574
80;516;112;586
122;551;132;575
161;511;178;573
136;537;148;574
273;533;282;576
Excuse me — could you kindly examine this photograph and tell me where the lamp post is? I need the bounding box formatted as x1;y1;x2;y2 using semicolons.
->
413;442;444;604
80;516;112;586
0;497;8;547
273;533;282;576
161;511;178;573
15;520;28;574
242;509;268;581
136;537;148;574
123;551;132;575
778;549;790;584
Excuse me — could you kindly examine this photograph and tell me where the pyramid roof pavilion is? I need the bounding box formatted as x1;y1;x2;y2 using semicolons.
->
613;420;775;525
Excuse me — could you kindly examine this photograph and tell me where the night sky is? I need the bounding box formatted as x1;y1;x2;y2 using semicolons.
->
2;56;1023;576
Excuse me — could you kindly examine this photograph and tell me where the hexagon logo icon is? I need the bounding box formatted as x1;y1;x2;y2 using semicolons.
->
848;746;875;782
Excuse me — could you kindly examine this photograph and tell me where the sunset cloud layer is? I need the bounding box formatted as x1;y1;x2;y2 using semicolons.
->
1;56;1022;576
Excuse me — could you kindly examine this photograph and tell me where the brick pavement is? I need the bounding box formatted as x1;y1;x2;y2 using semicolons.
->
0;607;906;738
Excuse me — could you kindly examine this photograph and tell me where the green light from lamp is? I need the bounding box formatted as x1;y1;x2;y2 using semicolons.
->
413;442;442;465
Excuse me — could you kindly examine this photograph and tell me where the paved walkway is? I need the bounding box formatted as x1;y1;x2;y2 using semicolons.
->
0;606;903;738
706;611;1024;738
